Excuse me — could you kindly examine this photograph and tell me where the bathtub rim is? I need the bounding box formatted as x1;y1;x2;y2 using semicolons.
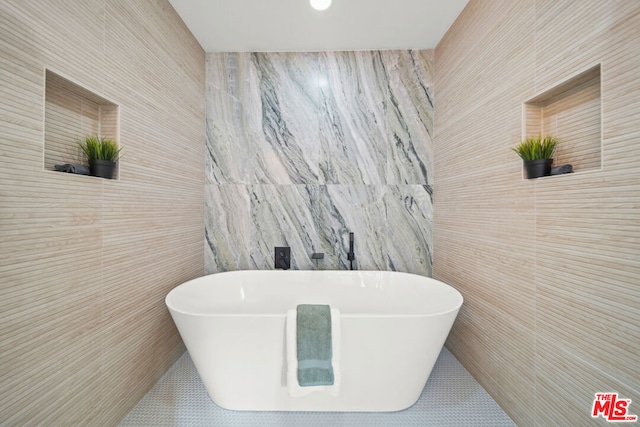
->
166;270;463;318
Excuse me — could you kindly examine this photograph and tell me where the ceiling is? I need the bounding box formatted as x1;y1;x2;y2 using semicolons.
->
167;0;469;52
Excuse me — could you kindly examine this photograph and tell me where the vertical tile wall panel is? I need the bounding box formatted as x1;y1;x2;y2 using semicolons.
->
204;51;435;276
100;1;205;424
0;0;204;425
435;1;538;424
435;0;640;426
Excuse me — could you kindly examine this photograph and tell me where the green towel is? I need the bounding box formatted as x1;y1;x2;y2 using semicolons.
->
296;304;334;386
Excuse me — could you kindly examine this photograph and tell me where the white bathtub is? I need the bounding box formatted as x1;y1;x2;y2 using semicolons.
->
165;270;463;412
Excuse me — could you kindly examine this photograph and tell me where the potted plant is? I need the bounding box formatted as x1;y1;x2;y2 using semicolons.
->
512;135;558;179
78;135;122;179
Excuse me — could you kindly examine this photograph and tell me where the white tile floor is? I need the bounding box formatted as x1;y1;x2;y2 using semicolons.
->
120;347;515;426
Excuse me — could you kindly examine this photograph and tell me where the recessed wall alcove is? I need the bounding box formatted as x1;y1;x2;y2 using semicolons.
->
523;64;602;173
44;69;120;177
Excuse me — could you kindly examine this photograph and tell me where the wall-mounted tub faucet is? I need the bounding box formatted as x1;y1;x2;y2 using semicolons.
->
347;232;355;270
274;247;291;270
311;252;324;269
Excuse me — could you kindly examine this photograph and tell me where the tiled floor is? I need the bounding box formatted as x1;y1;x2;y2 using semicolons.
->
120;347;515;426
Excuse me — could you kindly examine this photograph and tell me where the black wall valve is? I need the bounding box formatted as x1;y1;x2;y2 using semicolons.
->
274;247;291;270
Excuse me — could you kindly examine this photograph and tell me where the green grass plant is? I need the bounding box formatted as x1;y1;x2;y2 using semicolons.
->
512;135;558;161
78;135;122;162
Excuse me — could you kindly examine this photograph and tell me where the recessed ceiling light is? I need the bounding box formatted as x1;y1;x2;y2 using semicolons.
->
310;0;332;11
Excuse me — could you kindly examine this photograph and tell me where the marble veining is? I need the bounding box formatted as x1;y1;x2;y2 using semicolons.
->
249;184;319;270
319;51;389;185
251;53;320;184
385;185;433;276
205;184;251;273
205;50;434;275
384;50;434;185
319;185;388;270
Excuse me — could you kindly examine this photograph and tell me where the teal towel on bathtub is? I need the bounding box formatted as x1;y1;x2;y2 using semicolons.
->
296;304;334;386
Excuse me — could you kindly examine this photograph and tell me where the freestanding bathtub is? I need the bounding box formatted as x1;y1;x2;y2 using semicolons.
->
165;270;463;412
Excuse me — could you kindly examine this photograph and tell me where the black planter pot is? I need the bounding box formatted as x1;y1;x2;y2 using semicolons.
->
523;159;553;179
89;159;116;179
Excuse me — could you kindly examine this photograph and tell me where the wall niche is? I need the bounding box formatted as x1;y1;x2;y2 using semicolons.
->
44;69;120;177
523;64;601;173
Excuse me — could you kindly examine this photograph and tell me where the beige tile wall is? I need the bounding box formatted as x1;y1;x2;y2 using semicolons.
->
434;0;639;425
0;0;204;425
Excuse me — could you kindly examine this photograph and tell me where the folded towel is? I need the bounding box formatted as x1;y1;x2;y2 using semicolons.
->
297;304;333;386
286;306;341;397
54;164;90;175
551;164;573;175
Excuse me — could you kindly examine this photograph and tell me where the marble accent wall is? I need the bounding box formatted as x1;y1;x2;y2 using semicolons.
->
205;51;434;275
